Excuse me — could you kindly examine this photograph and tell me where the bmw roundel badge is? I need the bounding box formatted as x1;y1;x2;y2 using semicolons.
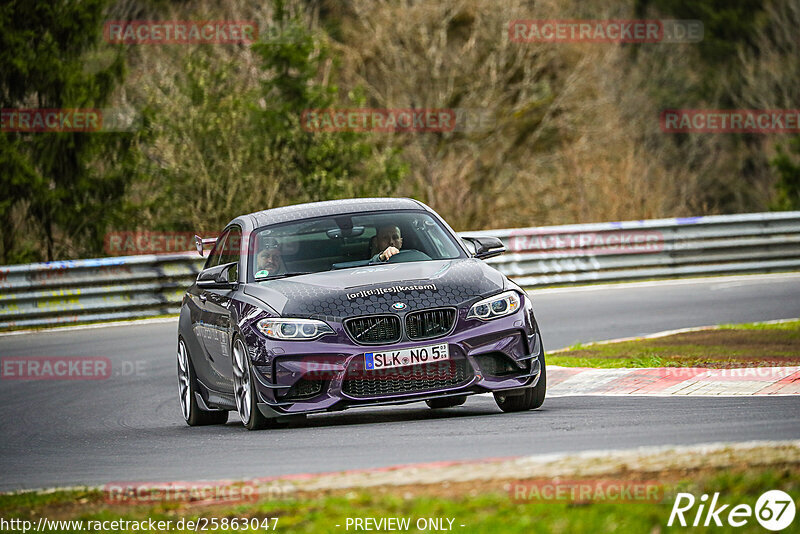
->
392;302;406;310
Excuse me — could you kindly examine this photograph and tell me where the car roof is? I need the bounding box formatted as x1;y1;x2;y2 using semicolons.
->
233;198;428;230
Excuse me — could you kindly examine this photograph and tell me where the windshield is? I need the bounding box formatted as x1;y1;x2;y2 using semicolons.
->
249;210;465;280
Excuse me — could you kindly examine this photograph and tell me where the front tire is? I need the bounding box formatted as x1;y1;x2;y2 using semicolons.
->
177;339;228;426
232;336;275;430
494;354;546;413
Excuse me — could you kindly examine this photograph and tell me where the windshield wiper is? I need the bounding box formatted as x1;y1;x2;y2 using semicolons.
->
255;271;312;281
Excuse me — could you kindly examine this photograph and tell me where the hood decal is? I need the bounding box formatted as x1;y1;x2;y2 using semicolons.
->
243;259;503;320
347;284;437;300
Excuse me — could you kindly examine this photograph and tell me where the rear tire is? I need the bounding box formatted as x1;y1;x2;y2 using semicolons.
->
494;353;546;413
177;339;229;426
426;396;467;409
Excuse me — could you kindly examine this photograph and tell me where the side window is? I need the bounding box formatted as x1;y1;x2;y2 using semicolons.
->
204;231;229;270
221;227;242;282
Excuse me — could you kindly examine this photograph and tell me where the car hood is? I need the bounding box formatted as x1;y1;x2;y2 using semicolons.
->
243;258;504;319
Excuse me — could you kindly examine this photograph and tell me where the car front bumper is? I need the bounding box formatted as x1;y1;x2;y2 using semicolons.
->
244;308;544;417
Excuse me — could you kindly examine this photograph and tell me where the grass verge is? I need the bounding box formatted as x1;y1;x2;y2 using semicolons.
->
549;319;800;369
0;464;796;533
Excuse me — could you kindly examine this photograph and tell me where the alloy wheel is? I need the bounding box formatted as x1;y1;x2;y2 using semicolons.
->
232;338;251;424
177;340;192;421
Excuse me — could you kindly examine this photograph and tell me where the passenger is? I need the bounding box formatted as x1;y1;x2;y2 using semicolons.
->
255;244;286;277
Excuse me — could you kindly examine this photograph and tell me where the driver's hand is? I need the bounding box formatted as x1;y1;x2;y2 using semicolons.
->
379;246;400;261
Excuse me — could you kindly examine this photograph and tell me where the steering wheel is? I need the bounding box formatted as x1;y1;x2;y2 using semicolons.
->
384;249;431;263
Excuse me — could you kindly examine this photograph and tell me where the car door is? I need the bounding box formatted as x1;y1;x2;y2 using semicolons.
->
189;230;229;390
201;225;241;392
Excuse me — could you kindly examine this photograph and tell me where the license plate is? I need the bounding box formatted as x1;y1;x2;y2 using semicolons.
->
364;343;449;371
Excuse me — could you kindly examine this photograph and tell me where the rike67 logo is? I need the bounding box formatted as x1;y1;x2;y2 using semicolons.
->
669;490;796;531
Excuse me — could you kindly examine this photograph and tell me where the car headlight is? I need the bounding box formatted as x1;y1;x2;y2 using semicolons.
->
466;291;521;320
257;318;334;340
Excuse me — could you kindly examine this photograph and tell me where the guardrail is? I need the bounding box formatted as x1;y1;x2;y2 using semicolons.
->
1;211;799;330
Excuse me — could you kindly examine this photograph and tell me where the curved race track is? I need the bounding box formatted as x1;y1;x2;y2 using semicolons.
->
1;273;799;491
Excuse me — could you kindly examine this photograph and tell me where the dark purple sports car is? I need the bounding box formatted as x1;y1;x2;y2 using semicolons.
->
177;198;545;429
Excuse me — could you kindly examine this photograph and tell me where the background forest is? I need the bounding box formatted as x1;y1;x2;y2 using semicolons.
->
1;0;799;263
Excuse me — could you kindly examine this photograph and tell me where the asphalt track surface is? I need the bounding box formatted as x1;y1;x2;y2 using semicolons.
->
1;273;799;491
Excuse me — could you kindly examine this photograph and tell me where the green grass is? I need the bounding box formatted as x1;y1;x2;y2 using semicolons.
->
549;319;800;368
0;466;796;533
716;320;800;331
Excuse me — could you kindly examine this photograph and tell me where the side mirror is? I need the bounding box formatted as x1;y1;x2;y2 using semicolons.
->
194;235;217;257
462;236;505;259
197;261;238;289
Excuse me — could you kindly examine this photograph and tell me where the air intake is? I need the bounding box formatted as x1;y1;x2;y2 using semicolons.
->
344;315;402;344
405;308;456;340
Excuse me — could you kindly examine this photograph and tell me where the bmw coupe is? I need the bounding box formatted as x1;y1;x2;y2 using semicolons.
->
177;198;546;429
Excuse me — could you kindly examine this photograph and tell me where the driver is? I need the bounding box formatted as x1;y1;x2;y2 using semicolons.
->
371;224;403;262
